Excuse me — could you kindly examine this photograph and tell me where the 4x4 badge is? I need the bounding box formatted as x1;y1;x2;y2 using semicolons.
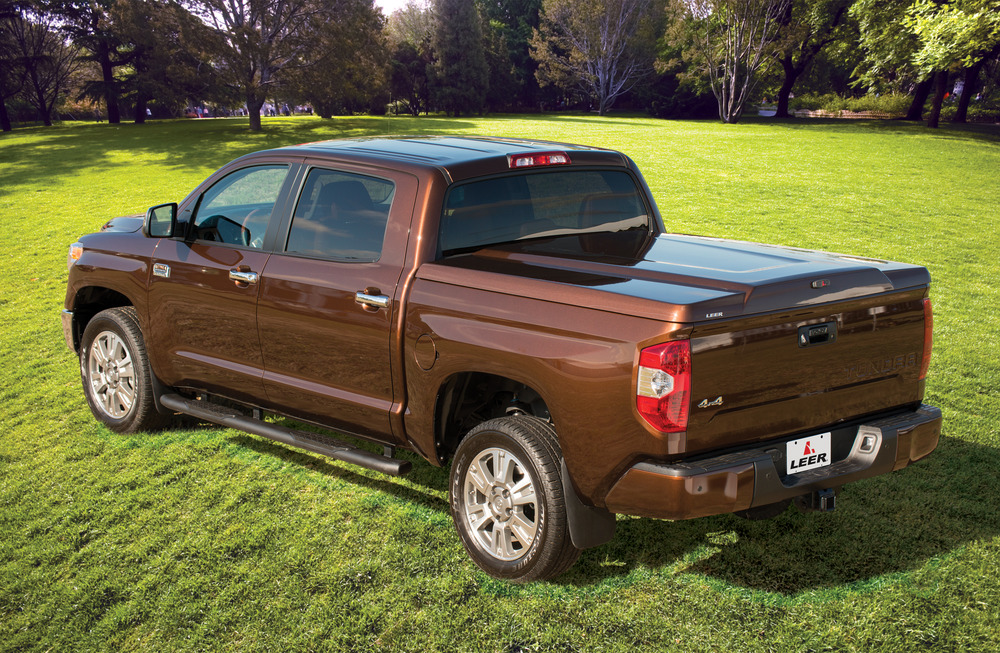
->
698;396;723;408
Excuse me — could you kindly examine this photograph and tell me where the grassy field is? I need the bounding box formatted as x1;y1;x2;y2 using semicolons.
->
1;114;999;652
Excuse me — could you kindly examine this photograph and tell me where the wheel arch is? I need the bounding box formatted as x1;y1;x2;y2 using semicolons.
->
67;286;134;352
432;371;552;465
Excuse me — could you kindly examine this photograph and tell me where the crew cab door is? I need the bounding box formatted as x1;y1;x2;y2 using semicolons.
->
147;163;296;405
256;164;417;442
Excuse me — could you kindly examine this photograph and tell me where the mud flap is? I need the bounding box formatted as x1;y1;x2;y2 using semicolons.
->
561;458;617;549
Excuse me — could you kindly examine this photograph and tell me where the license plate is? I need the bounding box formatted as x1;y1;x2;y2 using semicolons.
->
786;433;832;474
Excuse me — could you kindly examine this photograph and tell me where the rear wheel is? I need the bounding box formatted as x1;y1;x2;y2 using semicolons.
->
449;415;580;582
80;307;170;433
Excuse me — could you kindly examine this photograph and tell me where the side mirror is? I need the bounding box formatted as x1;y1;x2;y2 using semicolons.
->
144;203;177;238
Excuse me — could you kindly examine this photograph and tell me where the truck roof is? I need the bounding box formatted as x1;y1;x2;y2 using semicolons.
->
266;136;632;182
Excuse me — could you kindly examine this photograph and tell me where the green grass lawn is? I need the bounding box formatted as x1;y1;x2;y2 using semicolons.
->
1;114;999;651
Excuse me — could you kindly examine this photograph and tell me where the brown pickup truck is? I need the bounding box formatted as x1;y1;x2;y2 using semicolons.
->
63;136;941;582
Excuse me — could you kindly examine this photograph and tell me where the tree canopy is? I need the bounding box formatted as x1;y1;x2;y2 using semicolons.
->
532;0;656;115
3;0;1000;130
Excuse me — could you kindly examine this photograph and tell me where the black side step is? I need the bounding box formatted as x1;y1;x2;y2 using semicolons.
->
159;393;411;476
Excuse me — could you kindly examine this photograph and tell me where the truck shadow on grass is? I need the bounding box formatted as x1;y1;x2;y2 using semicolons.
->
229;427;996;595
566;436;1000;595
228;433;451;513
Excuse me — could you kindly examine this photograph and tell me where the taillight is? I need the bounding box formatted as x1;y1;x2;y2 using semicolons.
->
920;298;933;380
508;152;571;168
636;341;691;433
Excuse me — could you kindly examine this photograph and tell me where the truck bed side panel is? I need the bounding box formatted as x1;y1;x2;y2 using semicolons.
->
403;278;682;503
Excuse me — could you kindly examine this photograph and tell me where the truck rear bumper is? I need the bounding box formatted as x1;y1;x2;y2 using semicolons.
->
604;404;942;520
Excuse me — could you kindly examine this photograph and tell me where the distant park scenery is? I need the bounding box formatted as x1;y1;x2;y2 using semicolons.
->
2;0;999;132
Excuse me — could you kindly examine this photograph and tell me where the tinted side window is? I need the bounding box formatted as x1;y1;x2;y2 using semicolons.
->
284;168;394;262
192;165;288;248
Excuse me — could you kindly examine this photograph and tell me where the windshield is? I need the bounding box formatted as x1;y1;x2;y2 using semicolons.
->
439;169;651;256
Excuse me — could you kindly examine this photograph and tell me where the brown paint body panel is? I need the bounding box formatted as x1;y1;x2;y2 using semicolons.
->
147;241;271;404
605;463;755;520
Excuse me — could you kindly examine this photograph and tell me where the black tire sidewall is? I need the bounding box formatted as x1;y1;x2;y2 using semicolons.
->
79;308;153;433
449;421;556;581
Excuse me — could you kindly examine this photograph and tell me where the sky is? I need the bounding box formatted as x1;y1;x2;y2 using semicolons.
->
374;0;426;16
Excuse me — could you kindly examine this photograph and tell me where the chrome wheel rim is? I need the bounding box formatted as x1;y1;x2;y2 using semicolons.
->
87;330;136;419
462;446;538;562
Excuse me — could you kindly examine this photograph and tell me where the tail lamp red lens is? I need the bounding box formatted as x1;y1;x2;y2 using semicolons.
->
636;341;691;433
508;152;571;169
920;298;933;380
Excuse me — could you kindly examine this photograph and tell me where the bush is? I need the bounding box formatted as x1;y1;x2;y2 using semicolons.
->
940;104;1000;123
845;94;911;114
788;93;843;111
788;93;910;115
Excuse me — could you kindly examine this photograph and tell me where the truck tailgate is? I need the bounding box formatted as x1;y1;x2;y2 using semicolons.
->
686;287;930;454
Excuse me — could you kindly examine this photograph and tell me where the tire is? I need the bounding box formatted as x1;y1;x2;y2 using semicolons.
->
79;307;170;434
449;415;581;582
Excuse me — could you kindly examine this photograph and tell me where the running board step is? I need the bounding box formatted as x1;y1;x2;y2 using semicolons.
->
159;393;411;476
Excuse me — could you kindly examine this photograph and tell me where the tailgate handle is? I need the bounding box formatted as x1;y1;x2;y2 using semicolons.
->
798;322;837;348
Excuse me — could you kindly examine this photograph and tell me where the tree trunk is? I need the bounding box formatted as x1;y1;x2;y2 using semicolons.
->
0;89;11;132
905;77;933;121
98;45;121;124
775;57;797;118
247;94;264;131
134;92;147;124
953;61;983;124
926;70;948;128
27;68;52;126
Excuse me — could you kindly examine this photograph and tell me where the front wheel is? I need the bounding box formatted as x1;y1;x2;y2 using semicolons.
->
79;307;170;434
449;415;580;582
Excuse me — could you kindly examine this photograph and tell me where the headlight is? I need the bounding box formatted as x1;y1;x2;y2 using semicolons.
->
68;242;83;269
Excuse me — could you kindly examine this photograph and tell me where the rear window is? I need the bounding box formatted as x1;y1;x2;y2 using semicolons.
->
439;169;650;256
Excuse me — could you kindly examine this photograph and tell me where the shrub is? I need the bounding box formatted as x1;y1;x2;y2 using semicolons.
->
789;93;910;115
940;104;1000;123
845;94;911;114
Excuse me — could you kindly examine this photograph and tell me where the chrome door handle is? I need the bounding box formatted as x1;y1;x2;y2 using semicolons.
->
229;269;259;285
355;291;390;309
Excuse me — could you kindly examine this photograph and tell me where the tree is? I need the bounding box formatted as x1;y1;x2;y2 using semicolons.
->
7;6;79;125
385;0;434;45
285;0;388;117
49;0;130;123
671;0;791;124
483;16;519;111
192;0;318;130
477;0;544;109
853;0;1000;127
770;0;851;118
386;1;434;115
905;0;1000;126
432;0;488;115
851;0;925;119
111;0;222;122
531;0;655;115
1;0;25;131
